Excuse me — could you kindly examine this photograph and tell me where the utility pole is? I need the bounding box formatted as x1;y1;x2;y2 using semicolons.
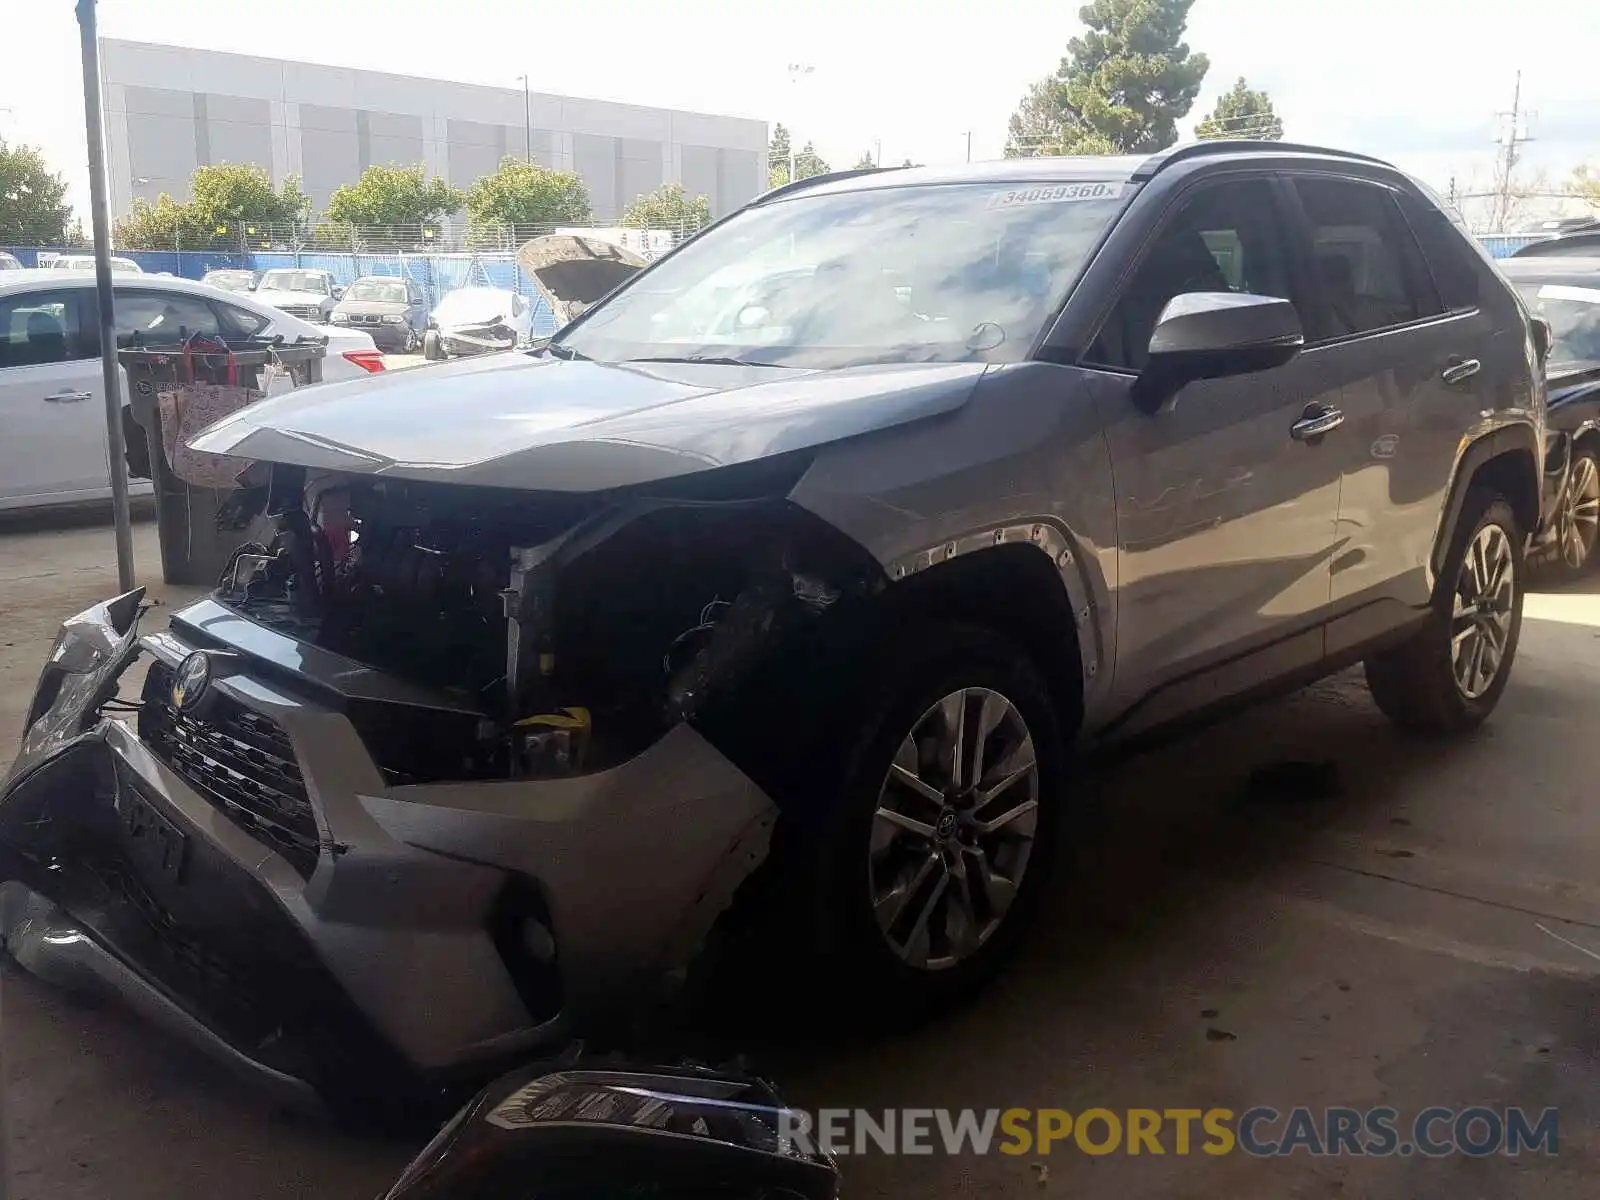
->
964;131;972;163
516;75;532;162
1492;71;1535;232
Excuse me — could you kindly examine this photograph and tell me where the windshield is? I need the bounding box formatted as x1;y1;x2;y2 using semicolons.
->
1516;281;1600;370
259;270;330;294
346;279;408;303
204;271;255;291
553;180;1127;368
433;288;511;324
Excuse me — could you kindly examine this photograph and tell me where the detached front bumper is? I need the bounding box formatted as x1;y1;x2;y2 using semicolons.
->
0;594;777;1115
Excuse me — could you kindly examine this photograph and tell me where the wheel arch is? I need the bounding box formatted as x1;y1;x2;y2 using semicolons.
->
1430;424;1542;584
876;542;1089;742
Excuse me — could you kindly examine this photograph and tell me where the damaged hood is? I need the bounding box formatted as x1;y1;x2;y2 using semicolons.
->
187;351;985;492
517;234;648;323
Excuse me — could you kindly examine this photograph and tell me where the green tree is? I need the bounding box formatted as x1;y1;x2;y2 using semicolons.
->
114;164;307;249
621;182;711;232
1005;0;1209;157
853;151;876;169
326;163;462;227
767;126;830;186
1571;165;1600;211
768;123;793;188
1195;77;1283;141
465;157;592;228
0;139;75;245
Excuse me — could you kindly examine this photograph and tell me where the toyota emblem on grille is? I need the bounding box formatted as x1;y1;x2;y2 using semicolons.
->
170;651;212;712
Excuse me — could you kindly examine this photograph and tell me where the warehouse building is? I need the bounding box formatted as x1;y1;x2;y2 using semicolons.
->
100;39;769;222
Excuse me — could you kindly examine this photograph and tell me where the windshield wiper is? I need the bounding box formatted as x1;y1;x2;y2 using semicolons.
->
621;354;781;367
543;342;590;361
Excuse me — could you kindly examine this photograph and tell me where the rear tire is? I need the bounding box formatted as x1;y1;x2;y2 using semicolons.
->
1365;488;1524;735
422;329;444;361
1540;446;1599;583
782;621;1070;1019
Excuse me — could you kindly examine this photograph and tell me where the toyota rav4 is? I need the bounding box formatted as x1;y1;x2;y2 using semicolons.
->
1;142;1546;1121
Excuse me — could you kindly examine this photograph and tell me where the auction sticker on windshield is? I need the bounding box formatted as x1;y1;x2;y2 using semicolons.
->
987;181;1120;208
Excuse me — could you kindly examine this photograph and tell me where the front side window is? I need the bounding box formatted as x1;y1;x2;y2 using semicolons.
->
1088;177;1292;372
1515;282;1600;369
259;270;331;295
1293;177;1442;339
554;180;1128;368
0;289;91;368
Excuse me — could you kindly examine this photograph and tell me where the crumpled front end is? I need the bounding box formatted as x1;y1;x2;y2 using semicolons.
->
0;575;787;1119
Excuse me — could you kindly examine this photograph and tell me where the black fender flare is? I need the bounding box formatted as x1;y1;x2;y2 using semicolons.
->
1429;422;1543;580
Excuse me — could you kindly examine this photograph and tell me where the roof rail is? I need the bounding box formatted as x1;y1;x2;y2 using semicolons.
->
1131;140;1393;181
752;165;902;205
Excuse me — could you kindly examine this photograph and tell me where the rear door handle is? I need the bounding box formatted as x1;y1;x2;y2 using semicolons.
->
1441;358;1481;385
1291;406;1345;441
42;390;93;403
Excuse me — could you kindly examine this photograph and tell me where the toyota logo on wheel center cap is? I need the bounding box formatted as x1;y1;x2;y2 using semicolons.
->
935;810;959;840
170;651;213;712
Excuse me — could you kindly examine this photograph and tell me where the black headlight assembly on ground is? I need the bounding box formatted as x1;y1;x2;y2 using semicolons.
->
382;1057;840;1200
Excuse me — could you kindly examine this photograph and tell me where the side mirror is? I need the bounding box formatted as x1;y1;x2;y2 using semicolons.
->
1132;292;1304;414
1532;316;1553;365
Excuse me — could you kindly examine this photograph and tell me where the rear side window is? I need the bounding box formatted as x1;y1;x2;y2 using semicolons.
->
1397;192;1481;312
0;289;94;367
111;288;269;347
1293;177;1442;340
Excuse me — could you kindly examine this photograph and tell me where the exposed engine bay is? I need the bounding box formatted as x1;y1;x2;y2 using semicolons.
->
213;462;883;784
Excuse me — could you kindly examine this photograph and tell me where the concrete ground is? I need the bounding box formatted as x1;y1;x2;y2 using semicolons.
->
2;517;1599;1198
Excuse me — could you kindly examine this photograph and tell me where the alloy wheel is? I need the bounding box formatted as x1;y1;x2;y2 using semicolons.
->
1559;454;1600;572
1451;522;1516;700
869;687;1039;971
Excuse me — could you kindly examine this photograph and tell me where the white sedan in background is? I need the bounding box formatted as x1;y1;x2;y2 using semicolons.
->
0;269;384;512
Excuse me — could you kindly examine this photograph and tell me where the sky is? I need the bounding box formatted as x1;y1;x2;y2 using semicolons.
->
2;0;1597;219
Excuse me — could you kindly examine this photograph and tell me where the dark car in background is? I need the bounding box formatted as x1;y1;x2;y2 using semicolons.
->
1504;254;1600;578
199;268;259;294
330;275;428;352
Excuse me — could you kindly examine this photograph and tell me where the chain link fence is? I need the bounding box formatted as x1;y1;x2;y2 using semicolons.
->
2;217;708;322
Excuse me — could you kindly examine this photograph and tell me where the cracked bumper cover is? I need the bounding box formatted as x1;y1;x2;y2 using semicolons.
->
0;592;778;1107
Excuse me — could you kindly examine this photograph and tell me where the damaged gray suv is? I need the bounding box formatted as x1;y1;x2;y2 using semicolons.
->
2;142;1546;1120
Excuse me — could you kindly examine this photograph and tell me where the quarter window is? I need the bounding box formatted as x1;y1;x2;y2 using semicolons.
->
1293;178;1442;338
1088;178;1293;372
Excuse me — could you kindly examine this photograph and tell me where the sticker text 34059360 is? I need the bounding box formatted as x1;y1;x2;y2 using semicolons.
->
987;181;1120;208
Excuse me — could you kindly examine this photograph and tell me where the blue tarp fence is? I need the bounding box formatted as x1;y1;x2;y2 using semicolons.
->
0;232;1557;338
0;247;563;336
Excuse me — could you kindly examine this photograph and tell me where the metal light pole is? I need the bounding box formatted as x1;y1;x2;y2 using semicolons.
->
516;75;532;162
77;0;135;592
786;63;814;183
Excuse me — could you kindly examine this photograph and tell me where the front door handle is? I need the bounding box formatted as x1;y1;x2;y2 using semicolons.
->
1291;406;1345;442
1441;358;1481;385
42;390;93;403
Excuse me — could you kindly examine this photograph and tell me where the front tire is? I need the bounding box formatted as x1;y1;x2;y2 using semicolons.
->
1365;489;1524;735
798;622;1069;1016
401;326;419;354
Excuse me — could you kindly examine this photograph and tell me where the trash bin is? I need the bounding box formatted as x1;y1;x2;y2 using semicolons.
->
118;334;327;586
